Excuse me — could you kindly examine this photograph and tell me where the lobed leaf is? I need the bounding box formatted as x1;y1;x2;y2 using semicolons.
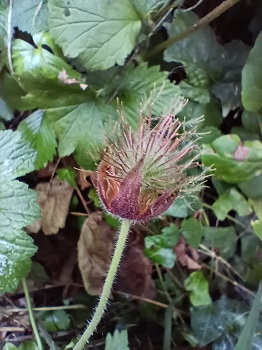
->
0;130;40;294
18;110;57;169
48;0;142;71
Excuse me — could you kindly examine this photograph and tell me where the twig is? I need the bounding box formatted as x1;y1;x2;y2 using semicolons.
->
114;290;168;308
21;278;43;350
144;0;241;59
1;304;87;313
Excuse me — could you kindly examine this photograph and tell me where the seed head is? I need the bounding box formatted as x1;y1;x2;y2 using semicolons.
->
94;103;205;222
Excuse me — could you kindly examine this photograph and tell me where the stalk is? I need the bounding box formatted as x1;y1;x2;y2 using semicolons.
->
73;219;131;350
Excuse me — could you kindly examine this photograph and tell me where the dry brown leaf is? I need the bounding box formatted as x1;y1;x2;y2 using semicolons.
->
78;215;156;298
116;242;156;300
27;177;74;235
78;213;115;295
174;237;201;270
77;169;93;190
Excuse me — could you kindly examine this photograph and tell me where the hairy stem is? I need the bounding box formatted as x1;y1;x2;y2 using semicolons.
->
22;278;43;350
73;219;131;350
144;0;240;59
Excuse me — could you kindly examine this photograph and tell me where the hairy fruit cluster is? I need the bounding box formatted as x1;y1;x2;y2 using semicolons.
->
94;107;205;222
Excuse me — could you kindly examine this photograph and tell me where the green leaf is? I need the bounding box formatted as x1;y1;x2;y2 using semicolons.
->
184;271;212;307
48;0;142;71
191;304;223;346
18;341;38;350
86;63;181;128
0;130;40;294
202;134;262;183
0;97;13;121
105;329;129;350
0;6;8;70
46;99;116;166
178;81;210;104
212;187;252;221
11;32;88;109
88;188;100;208
203;226;237;259
57;168;77;189
238;174;262;200
164;196;202;218
251;220;262;240
212;41;250;117
242;30;262;112
18;110;57;169
3;344;18;350
242;110;262;134
37;309;71;332
0;130;36;179
181;217;203;249
12;0;48;35
235;283;262;350
144;223;179;268
164;11;224;80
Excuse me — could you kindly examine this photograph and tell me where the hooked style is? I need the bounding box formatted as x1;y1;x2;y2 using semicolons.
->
94;105;205;222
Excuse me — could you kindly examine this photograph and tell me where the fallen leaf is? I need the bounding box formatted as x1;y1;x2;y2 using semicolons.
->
174;237;201;270
27;177;74;235
77;169;93;190
78;214;155;298
78;213;115;295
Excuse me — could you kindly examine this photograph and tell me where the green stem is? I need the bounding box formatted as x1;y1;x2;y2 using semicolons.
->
144;0;240;59
21;278;43;350
73;219;131;350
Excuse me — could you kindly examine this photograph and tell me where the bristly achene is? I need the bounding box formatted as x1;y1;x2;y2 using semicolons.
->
94;100;206;221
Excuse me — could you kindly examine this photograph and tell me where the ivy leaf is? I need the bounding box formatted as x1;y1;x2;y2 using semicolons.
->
37;310;71;332
212;187;252;221
184;271;212;307
239;174;262;200
12;0;48;35
3;344;18;350
191;304;223;346
242;31;262;112
202;135;262;183
164;11;224;81
18;110;57;169
181;217;203;249
0;130;40;294
105;329;129;350
251;220;262;241
144;223;179;268
48;0;142;71
203;227;237;259
212;41;250;117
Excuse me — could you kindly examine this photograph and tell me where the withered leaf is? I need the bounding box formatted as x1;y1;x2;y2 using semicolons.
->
78;214;156;298
78;213;115;295
27;177;74;235
174;237;201;270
